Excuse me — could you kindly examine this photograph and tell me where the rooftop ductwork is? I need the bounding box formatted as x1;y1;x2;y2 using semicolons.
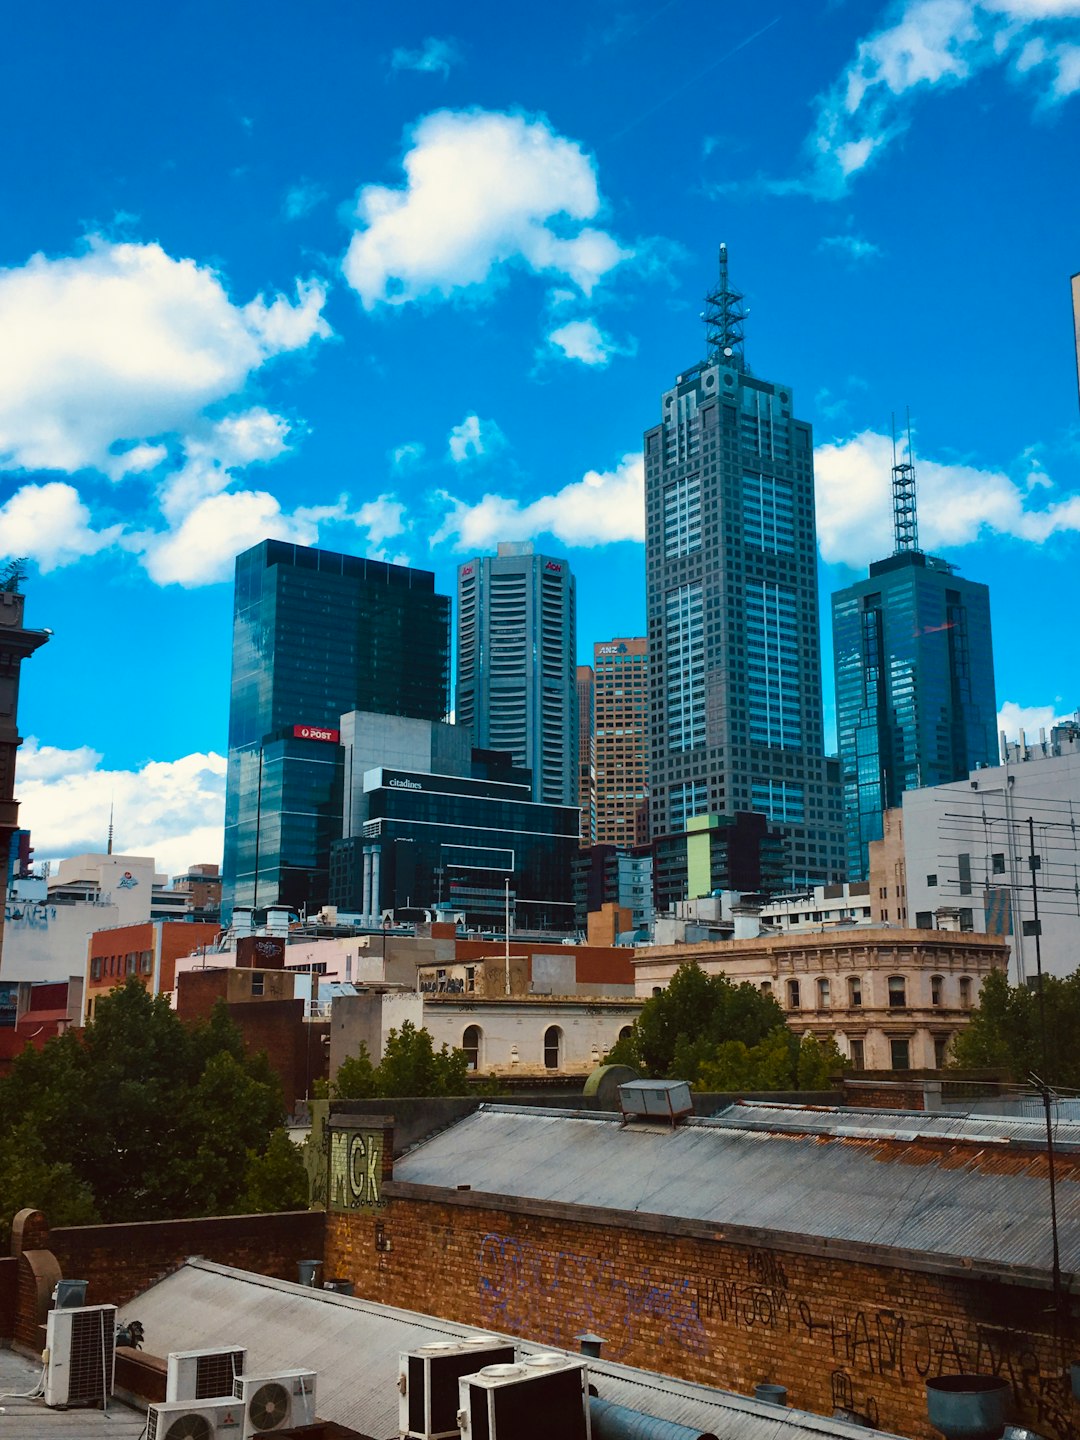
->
589;1396;719;1440
927;1376;1012;1440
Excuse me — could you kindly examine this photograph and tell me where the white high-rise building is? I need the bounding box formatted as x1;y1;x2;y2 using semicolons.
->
456;542;578;807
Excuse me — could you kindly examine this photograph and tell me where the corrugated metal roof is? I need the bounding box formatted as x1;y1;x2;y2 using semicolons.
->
394;1105;1080;1274
706;1101;1080;1147
127;1260;905;1440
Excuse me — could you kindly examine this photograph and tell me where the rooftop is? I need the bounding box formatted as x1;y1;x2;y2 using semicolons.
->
392;1102;1080;1282
0;1348;145;1437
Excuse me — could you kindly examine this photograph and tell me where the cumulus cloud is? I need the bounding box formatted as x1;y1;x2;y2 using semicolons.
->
0;238;329;476
998;699;1077;744
819;233;883;261
433;452;643;551
814;429;1080;566
777;0;1080;197
448;413;504;463
17;740;227;878
545;318;629;366
342;109;632;309
390;36;463;77
0;482;122;571
355;494;406;543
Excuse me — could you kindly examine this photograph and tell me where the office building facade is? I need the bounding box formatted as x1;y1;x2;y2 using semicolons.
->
593;637;649;846
576;664;596;846
222;540;450;918
832;553;996;881
643;248;845;892
456;542;578;807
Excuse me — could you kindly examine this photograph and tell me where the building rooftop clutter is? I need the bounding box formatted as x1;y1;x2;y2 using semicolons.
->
0;1348;146;1437
123;1258;904;1440
708;1099;1080;1146
393;1103;1080;1279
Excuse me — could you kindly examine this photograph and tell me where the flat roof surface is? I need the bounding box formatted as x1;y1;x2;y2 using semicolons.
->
393;1103;1080;1275
0;1348;146;1437
127;1259;903;1440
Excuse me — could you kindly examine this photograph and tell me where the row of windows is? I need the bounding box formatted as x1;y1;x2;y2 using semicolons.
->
91;950;152;981
776;974;974;1010
460;1023;633;1071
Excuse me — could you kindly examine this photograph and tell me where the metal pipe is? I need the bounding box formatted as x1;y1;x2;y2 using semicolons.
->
589;1396;718;1440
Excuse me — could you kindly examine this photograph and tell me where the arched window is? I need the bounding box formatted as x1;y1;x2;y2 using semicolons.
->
618;1025;633;1042
959;976;973;1009
848;976;862;1007
817;978;831;1009
787;979;801;1009
462;1025;481;1072
544;1026;562;1070
887;975;907;1008
930;975;944;1007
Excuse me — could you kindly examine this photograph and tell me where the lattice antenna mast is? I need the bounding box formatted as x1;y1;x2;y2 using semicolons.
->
705;242;748;369
891;410;920;554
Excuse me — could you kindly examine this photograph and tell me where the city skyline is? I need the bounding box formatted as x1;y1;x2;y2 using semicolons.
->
3;0;1079;872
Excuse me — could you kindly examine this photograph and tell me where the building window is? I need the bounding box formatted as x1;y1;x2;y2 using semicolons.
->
933;1034;950;1068
958;908;974;932
817;978;831;1009
465;966;476;994
760;980;773;994
251;972;264;996
931;975;944;1006
125;953;136;976
847;976;862;1007
926;874;938;887
787;979;801;1009
991;852;1006;875
959;976;973;1009
140;951;153;975
91;957;102;980
890;1038;911;1071
915;912;934;930
543;1026;562;1070
849;1038;865;1070
618;1026;633;1042
462;1025;481;1072
887;976;907;1008
958;853;972;896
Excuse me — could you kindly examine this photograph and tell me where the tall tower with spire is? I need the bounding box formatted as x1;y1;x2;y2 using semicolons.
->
831;425;998;880
643;247;845;905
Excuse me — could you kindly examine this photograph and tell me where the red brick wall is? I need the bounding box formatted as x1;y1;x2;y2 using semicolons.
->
50;1210;325;1313
325;1193;1077;1440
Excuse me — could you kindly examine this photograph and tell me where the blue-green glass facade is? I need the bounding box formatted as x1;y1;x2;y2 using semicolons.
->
832;550;997;880
222;540;450;917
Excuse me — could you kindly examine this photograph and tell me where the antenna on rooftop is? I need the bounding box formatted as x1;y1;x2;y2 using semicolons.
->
107;801;114;857
705;242;748;369
891;408;920;554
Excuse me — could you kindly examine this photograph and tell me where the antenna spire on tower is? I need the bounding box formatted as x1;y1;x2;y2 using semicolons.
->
705;242;748;368
107;801;114;856
891;410;920;554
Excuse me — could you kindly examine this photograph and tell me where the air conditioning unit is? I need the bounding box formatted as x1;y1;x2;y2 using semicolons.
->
457;1354;590;1440
43;1303;117;1408
146;1396;244;1440
233;1369;317;1438
166;1346;247;1402
399;1337;516;1439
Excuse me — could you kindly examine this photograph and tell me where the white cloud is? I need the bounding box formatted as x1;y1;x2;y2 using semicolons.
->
814;429;1080;567
342;109;632;309
448;413;504;463
997;700;1077;744
433;452;644;551
390;36;463;78
391;441;425;472
819;233;883;261
788;0;1080;196
17;740;227;878
283;180;328;220
545;318;628;366
0;482;122;571
0;238;329;477
355;494;406;543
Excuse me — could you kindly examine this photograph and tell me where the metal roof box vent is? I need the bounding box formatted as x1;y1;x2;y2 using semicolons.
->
927;1376;1012;1440
618;1079;693;1127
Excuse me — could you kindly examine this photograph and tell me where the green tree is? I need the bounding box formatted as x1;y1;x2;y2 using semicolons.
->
332;1045;378;1100
241;1128;309;1213
0;1123;99;1247
951;968;1080;1087
331;1022;471;1099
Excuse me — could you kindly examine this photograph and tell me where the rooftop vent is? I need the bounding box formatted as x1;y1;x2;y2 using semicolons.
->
927;1376;1011;1440
618;1079;693;1127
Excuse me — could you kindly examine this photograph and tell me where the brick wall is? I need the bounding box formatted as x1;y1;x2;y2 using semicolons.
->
325;1191;1077;1440
50;1210;325;1313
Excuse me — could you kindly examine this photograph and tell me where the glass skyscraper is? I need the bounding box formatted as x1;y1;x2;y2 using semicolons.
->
644;247;845;891
222;540;450;918
832;549;997;880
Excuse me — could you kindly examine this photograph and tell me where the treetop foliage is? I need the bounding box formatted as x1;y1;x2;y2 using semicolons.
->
606;961;848;1092
950;967;1080;1088
332;1020;471;1099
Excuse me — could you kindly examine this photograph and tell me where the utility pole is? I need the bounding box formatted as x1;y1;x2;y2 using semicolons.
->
504;877;511;997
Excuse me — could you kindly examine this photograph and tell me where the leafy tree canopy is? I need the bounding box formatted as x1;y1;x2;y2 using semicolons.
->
950;967;1080;1087
607;962;848;1091
0;978;292;1241
332;1021;470;1099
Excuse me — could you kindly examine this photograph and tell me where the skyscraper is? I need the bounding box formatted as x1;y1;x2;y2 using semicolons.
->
576;663;596;846
222;539;450;918
593;637;649;846
832;442;997;879
644;246;845;890
456;542;578;807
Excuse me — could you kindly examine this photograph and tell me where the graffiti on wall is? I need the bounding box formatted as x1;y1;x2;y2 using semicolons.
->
4;902;55;930
478;1232;706;1359
328;1127;384;1211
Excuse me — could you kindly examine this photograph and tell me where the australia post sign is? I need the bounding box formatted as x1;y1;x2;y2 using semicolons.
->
293;724;340;744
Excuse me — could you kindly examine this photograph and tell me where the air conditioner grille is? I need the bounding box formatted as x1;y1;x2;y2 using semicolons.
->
164;1414;214;1440
248;1380;290;1431
68;1308;114;1404
195;1351;242;1399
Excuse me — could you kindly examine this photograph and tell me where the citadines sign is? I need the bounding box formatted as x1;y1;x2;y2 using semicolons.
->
293;724;340;743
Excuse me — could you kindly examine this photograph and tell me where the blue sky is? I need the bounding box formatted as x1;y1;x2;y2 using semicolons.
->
3;0;1079;873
